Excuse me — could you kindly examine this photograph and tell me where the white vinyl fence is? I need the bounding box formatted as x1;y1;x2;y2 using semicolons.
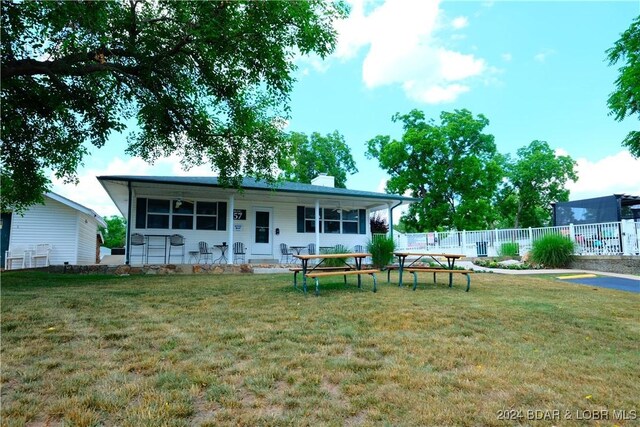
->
395;220;640;257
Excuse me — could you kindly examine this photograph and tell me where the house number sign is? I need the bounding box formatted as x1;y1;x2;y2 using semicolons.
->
233;209;246;220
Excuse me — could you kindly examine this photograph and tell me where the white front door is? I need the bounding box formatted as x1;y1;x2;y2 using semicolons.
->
252;207;273;256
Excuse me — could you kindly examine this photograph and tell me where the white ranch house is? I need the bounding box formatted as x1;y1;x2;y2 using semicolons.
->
98;174;418;265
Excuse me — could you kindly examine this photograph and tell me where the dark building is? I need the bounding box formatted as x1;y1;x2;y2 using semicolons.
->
552;194;640;226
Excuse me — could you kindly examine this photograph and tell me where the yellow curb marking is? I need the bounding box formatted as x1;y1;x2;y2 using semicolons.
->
556;274;597;280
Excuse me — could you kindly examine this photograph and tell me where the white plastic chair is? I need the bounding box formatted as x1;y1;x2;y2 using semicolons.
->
31;243;52;267
5;245;28;270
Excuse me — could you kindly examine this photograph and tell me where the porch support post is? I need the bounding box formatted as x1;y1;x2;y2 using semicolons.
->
228;195;234;264
388;203;393;237
315;200;320;252
125;181;132;265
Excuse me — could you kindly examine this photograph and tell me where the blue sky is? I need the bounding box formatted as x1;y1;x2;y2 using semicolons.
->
52;0;640;218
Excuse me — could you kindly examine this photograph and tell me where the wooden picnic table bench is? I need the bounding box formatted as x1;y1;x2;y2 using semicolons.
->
385;264;443;282
404;268;472;292
293;252;371;295
392;252;465;288
289;266;353;288
305;269;380;295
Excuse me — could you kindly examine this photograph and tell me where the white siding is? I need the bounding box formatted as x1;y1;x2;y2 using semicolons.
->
9;199;79;265
77;213;98;264
129;197;372;263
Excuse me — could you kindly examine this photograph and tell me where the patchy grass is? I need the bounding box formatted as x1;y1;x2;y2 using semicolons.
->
1;271;638;426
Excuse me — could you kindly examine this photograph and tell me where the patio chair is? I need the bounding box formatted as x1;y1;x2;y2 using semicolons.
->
280;243;293;263
168;234;185;264
130;233;146;264
307;243;316;255
233;242;246;263
31;243;52;267
4;245;28;270
198;241;213;264
354;245;364;253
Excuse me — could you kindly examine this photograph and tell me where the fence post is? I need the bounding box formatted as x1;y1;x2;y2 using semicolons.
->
569;223;575;241
494;228;499;256
462;230;467;257
621;220;630;255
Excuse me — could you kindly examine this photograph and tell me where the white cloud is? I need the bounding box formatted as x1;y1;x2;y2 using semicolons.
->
534;49;556;63
333;0;488;104
501;53;512;62
566;150;640;201
452;16;468;29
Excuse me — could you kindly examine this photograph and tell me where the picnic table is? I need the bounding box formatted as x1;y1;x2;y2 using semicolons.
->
392;252;465;287
292;252;378;295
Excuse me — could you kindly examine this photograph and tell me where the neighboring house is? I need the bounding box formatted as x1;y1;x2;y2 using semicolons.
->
98;174;418;265
1;192;107;269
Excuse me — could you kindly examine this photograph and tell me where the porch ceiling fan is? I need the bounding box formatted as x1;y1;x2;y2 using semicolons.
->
174;198;195;209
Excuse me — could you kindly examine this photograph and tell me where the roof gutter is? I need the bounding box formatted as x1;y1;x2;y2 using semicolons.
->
97;176;420;204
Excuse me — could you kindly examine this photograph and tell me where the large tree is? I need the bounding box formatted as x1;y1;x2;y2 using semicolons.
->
281;131;357;188
1;0;347;212
100;215;126;248
497;140;577;228
367;109;503;231
607;15;640;157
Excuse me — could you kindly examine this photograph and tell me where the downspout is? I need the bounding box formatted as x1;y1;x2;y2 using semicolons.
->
125;181;132;265
388;200;403;237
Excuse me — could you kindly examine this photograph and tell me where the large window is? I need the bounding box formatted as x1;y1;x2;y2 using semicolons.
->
196;201;218;230
136;198;226;230
297;206;365;235
304;207;322;233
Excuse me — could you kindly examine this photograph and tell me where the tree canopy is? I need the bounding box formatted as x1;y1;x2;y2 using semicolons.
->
1;0;347;212
281;131;357;188
497;140;577;228
367;109;504;231
607;15;640;157
100;215;126;248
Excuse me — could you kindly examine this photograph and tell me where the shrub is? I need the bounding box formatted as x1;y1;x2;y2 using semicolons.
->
369;214;389;234
530;234;575;268
322;245;351;267
499;242;520;257
366;236;396;269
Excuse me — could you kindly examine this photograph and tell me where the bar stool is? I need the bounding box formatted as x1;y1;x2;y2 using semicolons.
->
168;234;185;263
130;233;146;264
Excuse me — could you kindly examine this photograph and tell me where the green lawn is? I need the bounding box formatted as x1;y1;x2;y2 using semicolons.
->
1;271;638;426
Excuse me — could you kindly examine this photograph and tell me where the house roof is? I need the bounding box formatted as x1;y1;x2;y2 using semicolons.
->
97;175;419;217
46;192;107;228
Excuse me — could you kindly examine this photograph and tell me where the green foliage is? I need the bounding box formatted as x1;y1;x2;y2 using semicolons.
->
497;141;577;228
369;213;389;234
0;0;348;211
100;216;126;249
530;234;575;268
322;244;351;267
498;242;520;257
367;109;503;231
366;236;396;269
607;15;640;157
281;131;358;188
